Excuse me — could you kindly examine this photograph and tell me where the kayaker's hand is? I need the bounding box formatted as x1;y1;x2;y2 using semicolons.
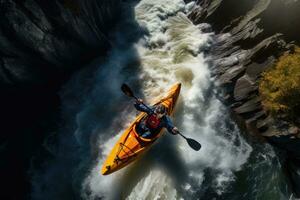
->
172;127;179;135
136;98;143;104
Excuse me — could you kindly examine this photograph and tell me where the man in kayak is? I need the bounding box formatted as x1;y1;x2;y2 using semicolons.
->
134;99;179;138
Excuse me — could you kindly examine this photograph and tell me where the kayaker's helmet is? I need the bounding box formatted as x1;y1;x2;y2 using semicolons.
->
154;104;167;115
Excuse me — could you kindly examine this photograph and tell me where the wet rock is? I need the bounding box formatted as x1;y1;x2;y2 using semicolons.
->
229;18;263;45
245;110;266;124
187;0;223;24
0;0;121;87
1;57;43;84
233;74;257;101
289;127;300;135
193;0;299;140
234;96;261;114
244;56;275;80
198;23;212;33
188;6;207;24
287;160;300;197
189;0;300;196
218;65;245;86
256;117;272;132
0;1;123;199
23;0;53;33
249;33;286;60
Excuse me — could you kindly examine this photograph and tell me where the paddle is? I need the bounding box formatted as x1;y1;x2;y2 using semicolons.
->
177;131;201;151
121;83;152;110
121;83;138;100
121;83;201;151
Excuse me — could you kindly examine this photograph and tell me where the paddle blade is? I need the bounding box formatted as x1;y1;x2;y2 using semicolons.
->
121;83;134;97
186;138;201;151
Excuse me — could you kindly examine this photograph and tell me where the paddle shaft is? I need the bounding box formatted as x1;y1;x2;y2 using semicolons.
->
132;95;153;111
178;132;187;139
121;83;153;112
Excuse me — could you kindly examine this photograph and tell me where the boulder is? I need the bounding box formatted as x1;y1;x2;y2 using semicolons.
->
234;96;262;114
219;65;245;86
233;74;257;101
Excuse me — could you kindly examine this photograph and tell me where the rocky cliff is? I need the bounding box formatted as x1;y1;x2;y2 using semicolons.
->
0;0;121;86
0;0;121;199
187;0;300;197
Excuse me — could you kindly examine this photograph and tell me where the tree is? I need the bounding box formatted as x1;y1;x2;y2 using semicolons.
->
259;47;300;120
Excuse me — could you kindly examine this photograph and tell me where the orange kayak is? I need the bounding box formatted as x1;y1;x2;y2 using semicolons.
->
101;83;181;175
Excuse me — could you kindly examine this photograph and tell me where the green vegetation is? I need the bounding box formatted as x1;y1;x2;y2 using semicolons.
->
259;47;300;120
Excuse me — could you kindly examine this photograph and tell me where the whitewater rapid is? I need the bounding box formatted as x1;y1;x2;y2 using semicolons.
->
30;0;296;200
78;0;253;199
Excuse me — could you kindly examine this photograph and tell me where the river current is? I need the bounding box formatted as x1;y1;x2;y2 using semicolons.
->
31;0;295;199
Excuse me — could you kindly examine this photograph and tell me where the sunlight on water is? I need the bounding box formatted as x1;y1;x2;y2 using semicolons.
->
31;1;294;200
81;0;252;199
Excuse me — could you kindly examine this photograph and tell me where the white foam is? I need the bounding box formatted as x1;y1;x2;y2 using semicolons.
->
126;170;177;200
81;0;252;199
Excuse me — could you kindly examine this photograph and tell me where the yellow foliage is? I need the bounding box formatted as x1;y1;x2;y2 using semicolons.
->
259;47;300;119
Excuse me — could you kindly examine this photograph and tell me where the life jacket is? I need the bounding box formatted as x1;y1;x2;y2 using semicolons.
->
145;114;161;129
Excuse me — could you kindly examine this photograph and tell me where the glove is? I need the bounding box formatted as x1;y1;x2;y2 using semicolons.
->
172;127;179;135
136;98;143;104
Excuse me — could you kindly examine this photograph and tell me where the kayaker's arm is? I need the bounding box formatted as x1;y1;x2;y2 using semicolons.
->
164;116;178;135
134;100;154;114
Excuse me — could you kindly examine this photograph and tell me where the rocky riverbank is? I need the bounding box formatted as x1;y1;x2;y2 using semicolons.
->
187;0;300;197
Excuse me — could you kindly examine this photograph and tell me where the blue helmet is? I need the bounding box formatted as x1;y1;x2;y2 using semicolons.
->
154;104;166;115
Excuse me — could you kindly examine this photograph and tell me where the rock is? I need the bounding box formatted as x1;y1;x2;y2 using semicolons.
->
289;127;300;135
187;0;223;24
0;0;122;87
233;74;257;101
249;33;286;60
1;57;43;84
256;117;272;132
230;0;271;34
198;23;212;33
244;56;275;80
4;1;66;66
23;0;53;33
189;0;300;195
234;96;262;114
245;110;266;124
230;18;263;44
219;65;245;85
0;1;123;199
188;6;207;24
287;160;300;197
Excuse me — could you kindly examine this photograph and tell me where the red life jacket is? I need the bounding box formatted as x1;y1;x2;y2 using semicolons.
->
146;114;161;129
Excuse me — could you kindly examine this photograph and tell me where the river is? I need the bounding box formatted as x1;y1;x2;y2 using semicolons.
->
31;0;295;199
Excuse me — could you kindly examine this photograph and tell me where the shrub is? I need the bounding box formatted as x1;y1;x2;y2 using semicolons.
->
259;47;300;120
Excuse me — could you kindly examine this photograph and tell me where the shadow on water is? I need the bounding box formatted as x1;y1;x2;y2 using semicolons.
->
30;1;151;199
193;122;293;200
219;143;292;200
